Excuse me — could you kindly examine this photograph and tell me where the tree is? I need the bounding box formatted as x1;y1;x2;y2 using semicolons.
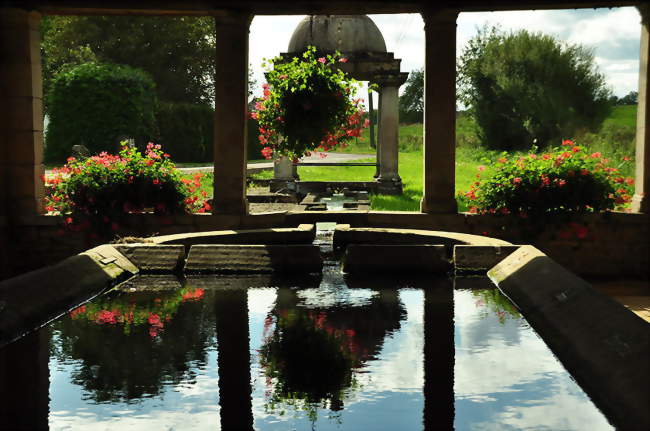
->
398;68;423;123
458;26;613;150
41;16;216;105
618;91;638;105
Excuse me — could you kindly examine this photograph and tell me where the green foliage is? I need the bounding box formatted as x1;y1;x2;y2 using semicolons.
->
616;91;638;105
156;102;214;163
45;63;158;163
44;142;209;238
41;15;216;104
399;68;424;123
254;46;366;160
458;26;613;151
459;140;634;218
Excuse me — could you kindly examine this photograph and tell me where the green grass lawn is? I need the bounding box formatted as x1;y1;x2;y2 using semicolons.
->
603;105;637;128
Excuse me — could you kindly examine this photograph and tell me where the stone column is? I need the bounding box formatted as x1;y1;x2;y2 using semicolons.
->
633;4;649;213
376;82;402;193
422;278;455;429
0;330;50;430
212;12;252;215
420;10;459;213
0;8;44;217
215;287;254;430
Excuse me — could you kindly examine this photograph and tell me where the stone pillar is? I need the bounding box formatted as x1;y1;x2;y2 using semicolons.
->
422;278;455;429
420;10;459;213
212;12;252;215
0;330;50;430
633;4;649;213
215;287;254;430
376;82;402;193
0;8;44;217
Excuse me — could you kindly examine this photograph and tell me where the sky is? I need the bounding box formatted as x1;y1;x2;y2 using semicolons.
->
248;7;642;99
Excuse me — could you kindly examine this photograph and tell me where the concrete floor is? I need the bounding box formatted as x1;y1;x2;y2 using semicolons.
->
591;279;650;323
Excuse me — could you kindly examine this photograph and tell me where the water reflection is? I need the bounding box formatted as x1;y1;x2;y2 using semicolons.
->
0;274;614;430
49;278;215;403
258;279;408;421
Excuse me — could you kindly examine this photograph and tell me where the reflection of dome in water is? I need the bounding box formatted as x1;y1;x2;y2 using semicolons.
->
288;15;387;54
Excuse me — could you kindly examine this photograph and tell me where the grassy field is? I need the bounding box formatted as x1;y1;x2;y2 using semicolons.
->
249;105;637;212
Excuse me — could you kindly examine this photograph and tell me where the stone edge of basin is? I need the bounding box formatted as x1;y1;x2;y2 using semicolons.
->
151;223;316;251
0;244;137;349
333;224;511;250
488;245;650;431
183;244;323;274
334;224;517;274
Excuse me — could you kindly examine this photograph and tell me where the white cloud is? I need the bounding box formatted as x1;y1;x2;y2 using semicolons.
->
248;7;641;98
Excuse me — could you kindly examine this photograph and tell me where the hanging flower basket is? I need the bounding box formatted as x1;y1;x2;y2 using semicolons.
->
253;46;367;160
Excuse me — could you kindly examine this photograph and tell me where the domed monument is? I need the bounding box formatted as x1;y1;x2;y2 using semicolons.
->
278;15;408;194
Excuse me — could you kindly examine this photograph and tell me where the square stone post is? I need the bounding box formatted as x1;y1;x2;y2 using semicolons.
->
420;9;459;213
376;80;405;194
0;8;44;217
632;4;649;213
212;12;252;215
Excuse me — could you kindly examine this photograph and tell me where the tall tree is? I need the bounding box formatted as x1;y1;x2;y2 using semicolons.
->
458;26;612;150
398;68;424;123
41;16;216;105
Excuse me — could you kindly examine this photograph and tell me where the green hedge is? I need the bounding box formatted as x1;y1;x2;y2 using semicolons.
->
155;102;214;162
45;63;157;163
156;103;262;162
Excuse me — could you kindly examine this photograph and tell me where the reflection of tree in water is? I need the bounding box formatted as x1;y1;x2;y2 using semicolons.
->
259;280;407;421
50;279;215;403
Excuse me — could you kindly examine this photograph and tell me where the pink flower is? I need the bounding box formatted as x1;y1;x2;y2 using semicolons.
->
477;165;486;171
318;57;326;64
339;58;348;63
590;152;602;159
562;139;574;146
512;177;522;185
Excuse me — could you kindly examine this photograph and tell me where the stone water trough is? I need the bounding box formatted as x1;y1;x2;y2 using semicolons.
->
0;224;647;429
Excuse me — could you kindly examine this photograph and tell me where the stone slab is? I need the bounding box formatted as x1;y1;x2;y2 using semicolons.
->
152;224;316;251
342;244;451;274
0;245;136;348
113;244;184;272
184;244;322;274
453;245;520;273
488;245;650;430
333;225;511;252
114;274;183;292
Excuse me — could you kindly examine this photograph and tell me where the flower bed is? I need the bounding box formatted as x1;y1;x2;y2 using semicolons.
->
44;142;210;238
459;140;634;219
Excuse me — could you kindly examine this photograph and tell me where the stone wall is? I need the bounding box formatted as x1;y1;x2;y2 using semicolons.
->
1;211;648;280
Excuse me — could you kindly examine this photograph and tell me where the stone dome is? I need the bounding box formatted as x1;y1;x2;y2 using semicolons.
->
288;15;387;54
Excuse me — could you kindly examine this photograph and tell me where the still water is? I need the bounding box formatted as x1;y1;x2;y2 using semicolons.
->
0;273;613;430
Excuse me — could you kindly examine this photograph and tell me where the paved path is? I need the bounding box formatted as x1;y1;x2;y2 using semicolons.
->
178;152;375;174
45;152;375;176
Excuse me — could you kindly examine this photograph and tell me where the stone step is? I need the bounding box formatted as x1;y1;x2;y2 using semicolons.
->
184;244;322;274
342;244;451;273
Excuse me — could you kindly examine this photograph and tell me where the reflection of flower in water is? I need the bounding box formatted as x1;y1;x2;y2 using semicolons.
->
472;289;520;324
259;308;366;422
182;288;204;302
68;287;206;338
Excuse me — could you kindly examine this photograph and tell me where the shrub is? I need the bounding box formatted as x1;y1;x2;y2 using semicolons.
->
45;63;157;163
252;46;367;160
155;102;214;163
460;139;634;218
458;26;612;151
44;142;210;238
